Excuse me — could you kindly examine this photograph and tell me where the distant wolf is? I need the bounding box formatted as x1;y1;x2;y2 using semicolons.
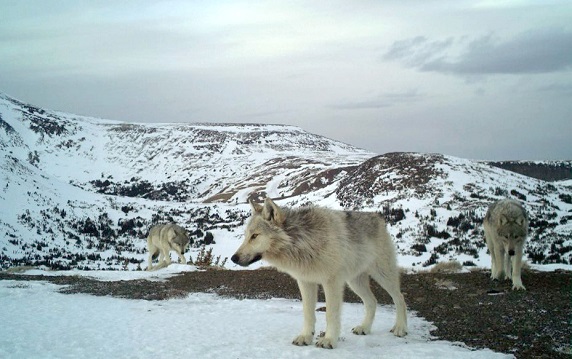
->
483;199;528;290
231;198;408;349
146;223;190;271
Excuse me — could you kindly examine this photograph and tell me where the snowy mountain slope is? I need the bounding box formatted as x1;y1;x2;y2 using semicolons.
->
0;92;372;269
329;152;572;267
0;92;570;270
1;93;372;202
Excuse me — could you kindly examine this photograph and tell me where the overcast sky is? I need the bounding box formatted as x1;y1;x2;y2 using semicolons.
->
1;0;571;160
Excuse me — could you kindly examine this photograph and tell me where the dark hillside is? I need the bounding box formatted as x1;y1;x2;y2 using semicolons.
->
489;161;571;182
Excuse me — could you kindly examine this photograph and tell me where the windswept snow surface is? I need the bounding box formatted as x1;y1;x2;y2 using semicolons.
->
0;269;514;359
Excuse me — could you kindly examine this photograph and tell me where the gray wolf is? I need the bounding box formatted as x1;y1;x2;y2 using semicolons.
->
483;198;528;290
231;198;408;349
146;223;190;271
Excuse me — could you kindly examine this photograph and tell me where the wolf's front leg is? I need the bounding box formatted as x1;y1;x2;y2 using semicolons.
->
491;247;505;280
504;252;512;280
292;280;317;346
316;279;344;349
488;242;496;279
511;248;526;290
159;248;171;268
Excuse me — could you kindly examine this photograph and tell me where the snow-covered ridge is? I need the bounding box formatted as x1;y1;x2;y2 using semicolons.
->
0;92;570;270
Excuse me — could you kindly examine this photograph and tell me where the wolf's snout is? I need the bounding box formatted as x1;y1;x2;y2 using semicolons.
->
231;253;262;266
508;250;515;256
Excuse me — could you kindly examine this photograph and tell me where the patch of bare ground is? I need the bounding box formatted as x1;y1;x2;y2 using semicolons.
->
1;268;569;359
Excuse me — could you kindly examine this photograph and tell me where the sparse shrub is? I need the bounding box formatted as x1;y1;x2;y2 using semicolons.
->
426;224;452;239
204;231;215;245
459;220;474;231
194;245;227;268
27;151;40;166
79;218;98;237
559;193;572;204
423;253;439;267
382;206;406;225
494;187;508;197
411;243;427;254
190;229;204;238
446;213;464;227
510;189;527;201
526;248;546;263
433;243;449;255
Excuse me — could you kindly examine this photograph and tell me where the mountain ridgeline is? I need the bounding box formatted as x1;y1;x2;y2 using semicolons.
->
488;161;571;182
1;92;570;270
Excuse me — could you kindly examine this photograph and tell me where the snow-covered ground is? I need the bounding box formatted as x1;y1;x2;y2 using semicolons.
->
0;267;515;359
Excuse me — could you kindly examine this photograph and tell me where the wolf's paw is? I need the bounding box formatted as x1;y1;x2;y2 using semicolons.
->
390;324;408;337
315;337;336;349
512;283;526;291
352;325;370;335
292;334;313;346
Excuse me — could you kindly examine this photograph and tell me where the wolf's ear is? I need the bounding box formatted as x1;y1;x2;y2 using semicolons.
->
262;198;285;227
516;216;525;226
250;200;263;214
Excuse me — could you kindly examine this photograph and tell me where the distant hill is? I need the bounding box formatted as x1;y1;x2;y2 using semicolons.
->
488;161;571;182
1;92;571;270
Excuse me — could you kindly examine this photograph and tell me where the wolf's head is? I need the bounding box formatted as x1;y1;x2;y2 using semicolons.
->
231;198;286;267
168;225;190;254
496;214;528;256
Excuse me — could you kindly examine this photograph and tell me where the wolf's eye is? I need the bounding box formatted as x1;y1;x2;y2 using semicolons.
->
250;233;258;241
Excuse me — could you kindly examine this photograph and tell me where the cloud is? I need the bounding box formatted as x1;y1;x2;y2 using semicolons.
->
331;89;423;110
382;36;454;68
383;28;572;75
536;83;572;96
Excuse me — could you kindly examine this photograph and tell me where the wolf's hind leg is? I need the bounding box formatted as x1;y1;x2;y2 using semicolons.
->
348;273;376;335
371;270;408;337
146;246;159;271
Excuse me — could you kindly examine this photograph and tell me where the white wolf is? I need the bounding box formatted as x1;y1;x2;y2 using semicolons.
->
231;198;408;349
146;223;190;271
483;198;528;290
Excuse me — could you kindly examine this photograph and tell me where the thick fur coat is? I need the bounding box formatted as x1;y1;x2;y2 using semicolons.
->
146;223;189;271
483;198;528;290
232;198;408;349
